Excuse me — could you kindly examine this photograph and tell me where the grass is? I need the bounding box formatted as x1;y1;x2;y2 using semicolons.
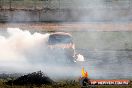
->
0;80;132;88
0;80;81;88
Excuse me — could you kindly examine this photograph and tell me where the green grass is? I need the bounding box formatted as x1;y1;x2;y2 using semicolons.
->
0;80;132;88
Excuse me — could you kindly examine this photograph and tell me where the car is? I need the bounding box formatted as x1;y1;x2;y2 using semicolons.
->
47;32;84;65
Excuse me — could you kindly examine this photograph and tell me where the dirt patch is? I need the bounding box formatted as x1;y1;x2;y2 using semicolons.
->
0;22;132;32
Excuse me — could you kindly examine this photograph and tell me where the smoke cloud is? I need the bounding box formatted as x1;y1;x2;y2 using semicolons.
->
0;28;131;80
0;28;82;79
0;28;48;72
73;31;132;79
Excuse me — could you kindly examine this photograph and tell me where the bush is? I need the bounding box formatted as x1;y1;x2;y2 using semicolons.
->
7;71;54;86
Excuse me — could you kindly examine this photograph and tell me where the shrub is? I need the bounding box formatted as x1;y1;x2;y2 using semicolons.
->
7;71;54;86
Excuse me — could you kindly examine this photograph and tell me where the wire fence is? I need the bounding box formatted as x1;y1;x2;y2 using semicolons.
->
0;0;132;22
0;0;61;10
0;0;132;10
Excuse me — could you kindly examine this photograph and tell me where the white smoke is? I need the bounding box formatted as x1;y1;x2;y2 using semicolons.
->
0;28;49;72
0;28;131;80
0;28;82;79
75;54;85;62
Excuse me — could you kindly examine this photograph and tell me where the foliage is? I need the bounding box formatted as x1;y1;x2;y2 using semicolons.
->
0;79;132;88
6;71;54;86
0;71;131;88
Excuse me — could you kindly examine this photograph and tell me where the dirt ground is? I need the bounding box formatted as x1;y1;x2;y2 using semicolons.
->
0;22;132;32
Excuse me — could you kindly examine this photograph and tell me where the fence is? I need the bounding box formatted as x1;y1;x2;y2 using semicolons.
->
0;0;132;22
0;0;132;10
0;0;61;10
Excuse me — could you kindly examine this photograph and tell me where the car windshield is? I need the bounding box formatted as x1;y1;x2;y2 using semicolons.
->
48;34;73;45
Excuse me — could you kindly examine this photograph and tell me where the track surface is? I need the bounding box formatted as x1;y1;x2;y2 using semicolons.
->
0;22;132;31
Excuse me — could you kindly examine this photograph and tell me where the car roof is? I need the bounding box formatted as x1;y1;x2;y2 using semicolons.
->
50;32;72;37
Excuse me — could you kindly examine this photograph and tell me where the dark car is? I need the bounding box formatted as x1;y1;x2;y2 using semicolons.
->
47;32;75;64
47;32;84;64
